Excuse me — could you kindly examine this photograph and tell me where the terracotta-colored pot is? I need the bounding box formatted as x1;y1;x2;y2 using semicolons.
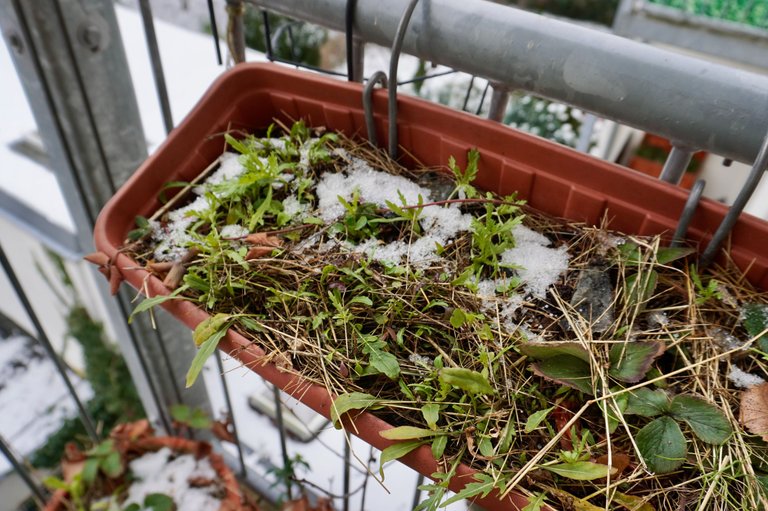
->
93;63;768;510
43;421;246;511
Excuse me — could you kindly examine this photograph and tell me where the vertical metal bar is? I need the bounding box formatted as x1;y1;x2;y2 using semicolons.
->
388;0;421;159
215;352;247;478
488;84;510;123
461;75;476;112
351;39;365;82
575;113;598;153
138;0;174;134
342;438;351;511
0;242;98;443
345;0;357;81
700;130;768;267
261;10;274;60
207;0;223;65
659;145;694;185
0;434;48;505
272;384;293;500
474;81;490;116
672;179;706;247
411;474;425;510
226;0;246;64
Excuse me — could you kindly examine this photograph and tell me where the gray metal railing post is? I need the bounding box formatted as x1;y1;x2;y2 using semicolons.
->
0;434;48;506
0;0;214;435
488;84;510;123
138;0;174;134
659;145;695;185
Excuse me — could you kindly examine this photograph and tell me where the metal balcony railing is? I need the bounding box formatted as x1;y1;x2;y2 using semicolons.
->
1;0;768;509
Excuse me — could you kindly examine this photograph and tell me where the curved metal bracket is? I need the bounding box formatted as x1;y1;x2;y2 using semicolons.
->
387;0;420;159
671;179;705;248
700;129;768;268
363;70;388;148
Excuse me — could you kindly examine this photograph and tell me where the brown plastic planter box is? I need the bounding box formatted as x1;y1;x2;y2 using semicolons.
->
93;63;768;510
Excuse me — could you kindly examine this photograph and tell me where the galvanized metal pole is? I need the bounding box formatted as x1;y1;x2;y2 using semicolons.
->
0;434;48;506
253;0;768;165
0;0;214;434
488;84;510;123
659;145;695;185
138;0;174;134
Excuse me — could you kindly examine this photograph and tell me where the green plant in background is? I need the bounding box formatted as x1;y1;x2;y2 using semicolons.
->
31;252;145;469
647;0;768;29
503;94;583;148
243;9;327;67
502;0;621;26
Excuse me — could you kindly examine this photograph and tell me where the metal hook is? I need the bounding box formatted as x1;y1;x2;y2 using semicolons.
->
363;71;388;148
387;0;420;159
671;178;705;247
700;128;768;268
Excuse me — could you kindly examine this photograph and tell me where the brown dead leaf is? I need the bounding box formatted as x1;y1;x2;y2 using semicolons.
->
188;476;216;487
273;352;294;373
109;267;123;296
245;233;283;260
212;419;236;444
740;381;768;441
596;452;631;476
84;251;110;266
148;261;174;273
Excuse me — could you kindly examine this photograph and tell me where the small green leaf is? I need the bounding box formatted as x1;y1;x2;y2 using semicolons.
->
42;476;69;490
625;388;670;417
449;308;467;328
609;341;665;383
101;450;123;478
439;367;495;395
519;342;590;363
542;461;615;481
124;505;141;511
625;270;658;307
129;286;188;322
521;492;548;511
144;493;175;511
440;473;496;506
636;416;687;474
421;403;440;429
531;355;593;395
170;404;191;423
524;406;555;433
478;437;495;458
380;426;442;440
611;491;655;511
82;457;100;484
330;392;380;428
431;435;448;459
379;440;426;479
655;247;694;265
192;313;231;347
369;350;400;379
185;323;229;388
669;395;732;445
349;295;373;307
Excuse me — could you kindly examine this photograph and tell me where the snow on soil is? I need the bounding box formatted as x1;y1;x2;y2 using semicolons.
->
728;365;766;388
0;335;92;475
124;447;222;511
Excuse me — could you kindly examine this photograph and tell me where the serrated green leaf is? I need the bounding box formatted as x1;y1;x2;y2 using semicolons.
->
440;473;495;506
380;426;442;440
185;323;229;388
542;461;614;481
742;303;768;352
369;350;400;379
521;492;548;511
431;435;448;459
524;406;555;433
636;416;687;474
144;493;175;511
625;388;670;417
192;313;231;347
439;367;495;395
379;440;426;479
519;342;590;363
330;392;380;428
609;341;665;383
531;355;593;395
422;403;440;429
669;395;732;444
